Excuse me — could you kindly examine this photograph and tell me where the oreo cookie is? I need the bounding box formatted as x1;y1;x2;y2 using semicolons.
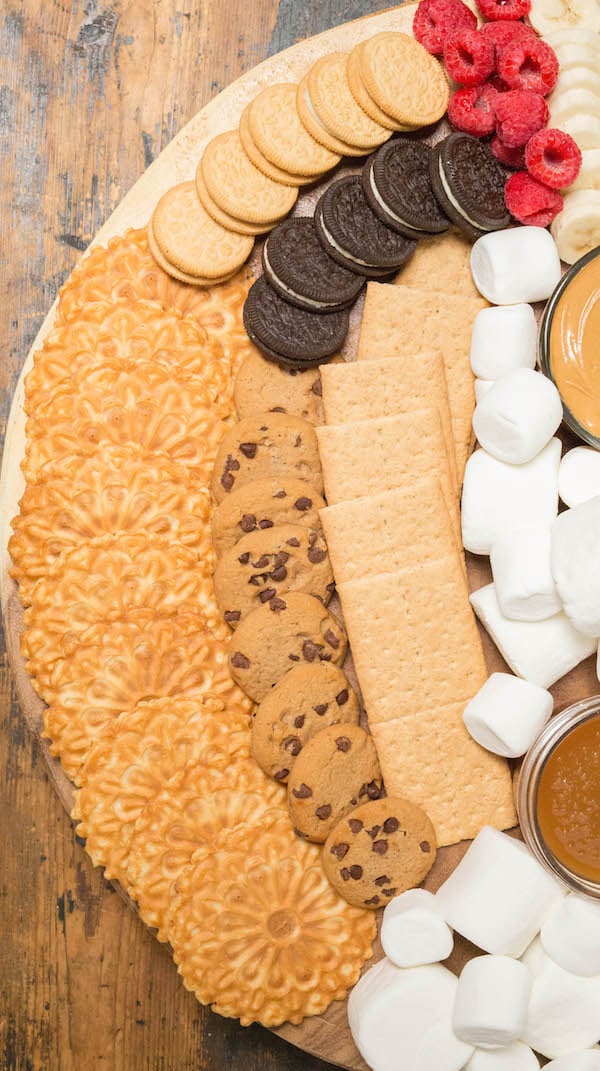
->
314;175;417;278
243;276;349;369
362;137;450;239
262;218;364;312
430;132;510;241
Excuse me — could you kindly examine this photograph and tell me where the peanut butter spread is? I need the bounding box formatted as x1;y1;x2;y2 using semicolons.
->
549;253;600;438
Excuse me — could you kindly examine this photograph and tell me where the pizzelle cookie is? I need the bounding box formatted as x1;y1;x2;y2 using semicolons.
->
228;592;347;702
359;32;450;127
199;130;298;226
252;662;360;783
296;76;366;158
214;524;333;628
211;476;325;556
151;182;254;278
233;349;326;424
307;52;391;150
210;411;323;504
247;83;341;178
322;797;437;909
287;724;383;843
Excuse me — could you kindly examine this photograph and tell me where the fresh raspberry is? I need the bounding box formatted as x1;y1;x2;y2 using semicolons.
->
448;84;499;135
490;135;526;169
476;0;530;20
413;0;477;55
494;90;549;147
488;73;511;92
480;19;535;58
444;27;495;86
497;37;559;95
525;128;583;189
505;171;563;226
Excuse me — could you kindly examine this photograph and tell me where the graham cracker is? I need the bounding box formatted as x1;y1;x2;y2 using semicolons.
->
356;282;482;479
316;410;460;544
320;353;458;482
319;479;459;585
336;556;487;727
370;705;516;847
395;227;489;307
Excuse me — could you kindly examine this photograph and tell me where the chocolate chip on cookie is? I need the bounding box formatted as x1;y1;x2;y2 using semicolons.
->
210;411;323;505
234;349;326;425
214;524;334;628
287;724;383;843
228;592;347;703
251;663;361;782
211;476;325;557
322;797;437;909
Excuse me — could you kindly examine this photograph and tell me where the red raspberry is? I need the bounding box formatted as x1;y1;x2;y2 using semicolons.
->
480;19;535;58
525;128;583;189
476;0;530;19
448;84;499;135
413;0;477;55
444;28;495;86
490;135;526;169
505;171;563;226
494;90;549;147
497;37;559;95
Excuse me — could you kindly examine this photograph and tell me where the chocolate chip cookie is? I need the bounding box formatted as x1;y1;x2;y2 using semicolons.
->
251;663;361;782
323;797;437;910
287;724;382;843
228;592;346;703
234;349;326;424
210;412;323;505
214;524;334;628
211;476;325;557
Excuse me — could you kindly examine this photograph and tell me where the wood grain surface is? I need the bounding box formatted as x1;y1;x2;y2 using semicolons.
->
0;3;396;1070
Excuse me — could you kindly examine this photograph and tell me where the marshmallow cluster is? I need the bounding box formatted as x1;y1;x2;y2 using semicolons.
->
348;831;600;1071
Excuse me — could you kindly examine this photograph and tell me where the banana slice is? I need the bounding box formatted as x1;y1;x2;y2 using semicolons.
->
544;26;600;48
552;66;600;96
531;1;600;37
554;112;600;149
551;188;600;263
547;43;600;72
568;148;600;190
550;88;600;124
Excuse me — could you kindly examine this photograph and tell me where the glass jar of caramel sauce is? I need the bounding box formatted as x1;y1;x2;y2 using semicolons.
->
517;697;600;899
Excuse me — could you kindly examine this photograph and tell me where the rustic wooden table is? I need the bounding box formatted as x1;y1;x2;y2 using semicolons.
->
0;2;399;1069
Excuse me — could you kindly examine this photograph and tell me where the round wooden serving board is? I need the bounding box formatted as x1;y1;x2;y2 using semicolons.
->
2;6;599;1069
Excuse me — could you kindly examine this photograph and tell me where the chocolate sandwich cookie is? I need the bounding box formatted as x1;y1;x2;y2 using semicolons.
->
243;276;349;369
430;132;510;241
262;218;365;312
362;138;450;239
314;175;417;278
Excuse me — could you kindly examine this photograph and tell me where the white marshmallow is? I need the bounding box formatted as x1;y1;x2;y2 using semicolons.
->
452;955;532;1049
381;889;454;968
463;673;553;758
473;369;563;465
461;439;561;556
435;826;565;958
551;496;600;637
470;583;596;689
347;958;473;1071
490;526;562;622
546;1053;600;1071
541;894;600;977
475;379;495;403
470;304;538;380
471;227;562;305
559;447;600;508
521;937;600;1059
465;1044;540;1071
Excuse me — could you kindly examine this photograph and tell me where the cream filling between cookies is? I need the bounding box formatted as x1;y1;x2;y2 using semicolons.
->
368;168;422;235
263;244;341;310
318;214;379;269
437;154;484;233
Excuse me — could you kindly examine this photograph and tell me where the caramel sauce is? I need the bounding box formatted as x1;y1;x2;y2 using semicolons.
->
536;715;600;883
549;255;600;438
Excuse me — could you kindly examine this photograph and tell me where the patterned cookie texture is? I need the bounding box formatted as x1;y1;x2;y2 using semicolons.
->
167;812;376;1027
322;797;437;909
296;76;365;158
307;52;391;150
234;349;326;424
147;220;237;288
214;524;334;628
210;411;323;504
346;44;408;132
228;592;347;702
359;32;450;128
238;106;315;186
211;476;325;557
199;130;298;226
287;724;383;843
251;662;360;782
195;167;273;236
247;83;341;178
152;182;254;278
